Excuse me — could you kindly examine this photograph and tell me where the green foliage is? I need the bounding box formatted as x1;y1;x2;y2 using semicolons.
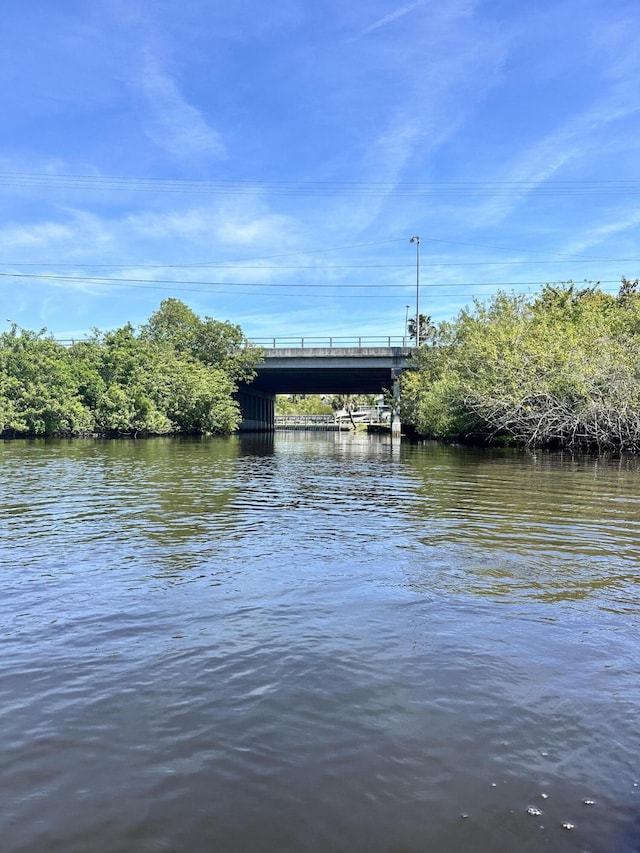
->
0;299;258;438
407;313;436;344
276;393;376;415
275;394;333;415
158;358;239;434
0;328;93;436
402;281;640;451
143;298;262;383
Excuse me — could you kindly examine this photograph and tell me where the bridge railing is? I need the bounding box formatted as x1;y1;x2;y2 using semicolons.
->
250;336;412;349
57;335;414;349
275;414;337;426
275;409;391;427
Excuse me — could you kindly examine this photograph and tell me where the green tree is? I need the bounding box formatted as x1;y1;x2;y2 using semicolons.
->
90;323;240;435
143;298;262;383
0;327;92;436
0;300;253;438
407;313;436;344
402;281;640;451
275;394;333;415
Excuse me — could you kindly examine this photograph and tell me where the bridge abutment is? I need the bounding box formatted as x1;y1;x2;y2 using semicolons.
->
236;388;276;432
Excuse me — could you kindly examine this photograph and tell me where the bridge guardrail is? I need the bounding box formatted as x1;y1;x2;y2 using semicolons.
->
57;336;415;350
275;409;391;427
275;414;337;425
56;335;414;349
250;336;413;349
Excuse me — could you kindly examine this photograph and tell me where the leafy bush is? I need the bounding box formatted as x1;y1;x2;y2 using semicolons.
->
0;300;261;438
402;281;640;451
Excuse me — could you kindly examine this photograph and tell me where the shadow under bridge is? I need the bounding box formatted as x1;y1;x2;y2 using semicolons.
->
236;338;415;432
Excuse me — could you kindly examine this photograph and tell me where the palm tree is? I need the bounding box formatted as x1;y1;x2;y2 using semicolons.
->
330;393;360;429
407;313;435;344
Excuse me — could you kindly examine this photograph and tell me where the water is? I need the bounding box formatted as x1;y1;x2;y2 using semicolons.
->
1;433;639;852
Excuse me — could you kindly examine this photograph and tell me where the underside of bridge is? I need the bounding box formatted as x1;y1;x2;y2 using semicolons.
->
247;363;401;395
237;346;414;431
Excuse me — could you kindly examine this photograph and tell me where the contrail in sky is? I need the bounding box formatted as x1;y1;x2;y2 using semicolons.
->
360;1;424;36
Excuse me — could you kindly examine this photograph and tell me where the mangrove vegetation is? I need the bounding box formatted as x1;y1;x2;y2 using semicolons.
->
0;299;261;438
5;282;640;451
402;280;640;451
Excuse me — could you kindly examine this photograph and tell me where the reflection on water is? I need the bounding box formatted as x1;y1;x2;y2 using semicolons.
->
0;434;639;852
404;444;640;609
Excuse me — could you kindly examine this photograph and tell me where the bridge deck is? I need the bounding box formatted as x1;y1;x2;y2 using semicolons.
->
251;346;415;394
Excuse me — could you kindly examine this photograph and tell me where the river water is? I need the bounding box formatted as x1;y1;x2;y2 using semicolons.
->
1;433;639;852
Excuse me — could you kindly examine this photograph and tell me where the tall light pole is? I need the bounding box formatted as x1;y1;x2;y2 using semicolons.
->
404;304;410;343
409;236;420;346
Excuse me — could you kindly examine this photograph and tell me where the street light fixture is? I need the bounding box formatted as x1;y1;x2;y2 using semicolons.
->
409;236;420;346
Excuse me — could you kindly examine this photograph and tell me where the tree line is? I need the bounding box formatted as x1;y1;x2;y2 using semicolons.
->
401;280;640;452
0;299;262;438
6;283;640;449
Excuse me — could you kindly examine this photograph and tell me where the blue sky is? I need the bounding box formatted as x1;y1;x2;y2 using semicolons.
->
2;0;640;343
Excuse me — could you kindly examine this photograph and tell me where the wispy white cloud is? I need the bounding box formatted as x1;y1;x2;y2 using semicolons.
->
138;51;226;163
469;97;640;227
127;207;220;241
559;209;640;258
215;213;297;247
125;200;299;253
462;7;640;229
0;222;74;251
4;0;640;339
0;208;116;262
343;22;509;231
0;193;302;278
358;1;424;37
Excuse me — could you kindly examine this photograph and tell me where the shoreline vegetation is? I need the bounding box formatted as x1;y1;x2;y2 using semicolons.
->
0;299;262;439
3;281;640;452
401;279;640;453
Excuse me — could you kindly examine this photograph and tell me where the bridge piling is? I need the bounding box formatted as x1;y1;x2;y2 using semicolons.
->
236;388;275;432
391;369;402;438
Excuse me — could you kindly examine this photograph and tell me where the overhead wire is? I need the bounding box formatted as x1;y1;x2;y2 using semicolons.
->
0;212;634;303
0;270;621;300
1;171;640;197
1;258;639;269
0;271;620;287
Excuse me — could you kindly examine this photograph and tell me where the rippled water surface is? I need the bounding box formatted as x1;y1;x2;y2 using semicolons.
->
1;433;639;852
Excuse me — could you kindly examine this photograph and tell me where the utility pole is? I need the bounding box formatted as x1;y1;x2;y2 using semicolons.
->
409;236;420;346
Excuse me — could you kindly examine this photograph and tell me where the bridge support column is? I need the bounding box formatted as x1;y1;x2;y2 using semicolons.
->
391;369;402;438
236;388;276;432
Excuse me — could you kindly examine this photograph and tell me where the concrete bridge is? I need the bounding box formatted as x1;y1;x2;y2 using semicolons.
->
237;336;415;433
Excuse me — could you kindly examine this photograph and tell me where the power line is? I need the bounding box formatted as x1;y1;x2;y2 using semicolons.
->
0;271;622;287
2;171;640;197
0;270;622;295
0;283;616;300
1;258;638;269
